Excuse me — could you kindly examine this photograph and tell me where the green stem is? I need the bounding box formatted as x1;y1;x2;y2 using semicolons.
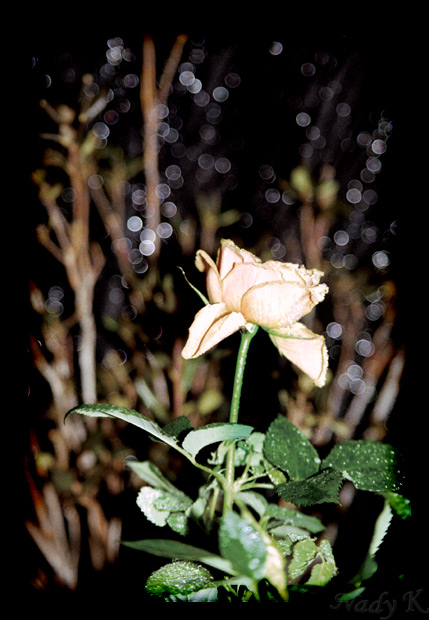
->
223;324;258;515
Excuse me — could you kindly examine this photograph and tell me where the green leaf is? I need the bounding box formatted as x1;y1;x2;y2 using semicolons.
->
265;503;325;534
153;492;193;513
167;587;219;602
337;587;367;601
136;476;193;534
288;538;337;586
306;539;337;586
167;512;189;536
136;487;170;527
66;404;181;451
235;491;268;517
322;440;399;492
368;498;393;558
383;492;411;519
163;415;194;440
218;511;268;581
264;416;320;480
234;432;266;468
127;460;182;494
121;538;237;575
182;423;254;457
266;467;287;486
306;561;336;587
350;554;378;587
145;560;214;597
288;538;318;580
276;469;344;506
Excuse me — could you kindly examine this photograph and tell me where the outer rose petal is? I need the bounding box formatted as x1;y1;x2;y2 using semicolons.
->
269;322;328;387
195;250;222;303
241;281;326;329
221;263;282;312
181;302;247;359
264;261;325;287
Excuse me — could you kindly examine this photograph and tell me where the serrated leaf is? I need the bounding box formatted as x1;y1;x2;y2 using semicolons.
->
318;538;336;564
265;504;325;534
383;492;411;519
218;511;267;581
368;499;393;558
167;512;189;536
276;469;344;506
154;492;192;513
288;538;318;580
137;484;191;519
275;537;294;556
182;423;254;457
145;560;214;597
136;487;170;527
306;561;336;586
322;440;399;492
121;538;237;575
264;416;320;480
306;539;337;586
163;416;194;440
66;404;181;450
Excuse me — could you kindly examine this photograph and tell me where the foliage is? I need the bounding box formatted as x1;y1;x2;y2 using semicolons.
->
67;402;407;602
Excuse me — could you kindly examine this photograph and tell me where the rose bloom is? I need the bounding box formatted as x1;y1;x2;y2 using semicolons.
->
182;239;329;387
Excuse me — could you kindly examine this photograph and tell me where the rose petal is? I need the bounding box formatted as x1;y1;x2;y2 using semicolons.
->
222;263;282;312
195;250;222;303
269;322;329;387
195;249;217;274
181;302;246;359
241;280;323;328
217;239;259;280
264;261;325;287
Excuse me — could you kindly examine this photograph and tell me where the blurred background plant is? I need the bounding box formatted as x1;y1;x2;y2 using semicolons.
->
26;30;411;600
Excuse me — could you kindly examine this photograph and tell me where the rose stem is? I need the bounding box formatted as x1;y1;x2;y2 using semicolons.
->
223;324;259;515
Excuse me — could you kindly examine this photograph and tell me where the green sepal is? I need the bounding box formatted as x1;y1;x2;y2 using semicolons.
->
177;266;210;306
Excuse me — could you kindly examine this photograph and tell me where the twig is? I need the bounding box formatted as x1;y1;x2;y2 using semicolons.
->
140;34;188;262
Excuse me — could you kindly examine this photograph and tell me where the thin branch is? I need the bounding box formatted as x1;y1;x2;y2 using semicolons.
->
140;34;187;262
158;34;189;105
